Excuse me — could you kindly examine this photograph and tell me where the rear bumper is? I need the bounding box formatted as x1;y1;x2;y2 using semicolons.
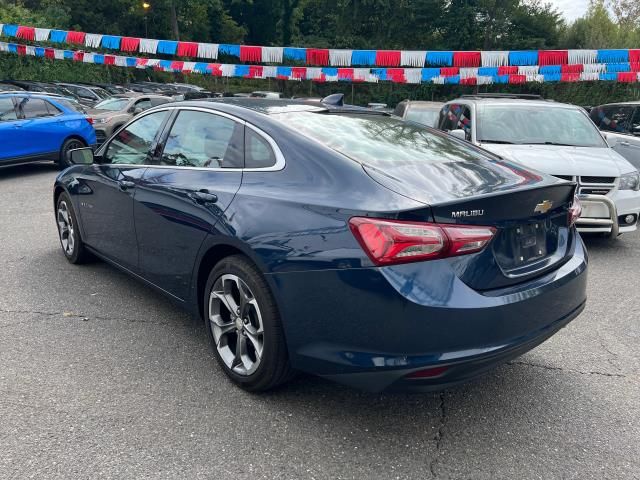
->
268;237;588;392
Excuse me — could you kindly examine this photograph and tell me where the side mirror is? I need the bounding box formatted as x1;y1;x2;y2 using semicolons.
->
68;147;95;165
449;129;467;141
603;133;617;147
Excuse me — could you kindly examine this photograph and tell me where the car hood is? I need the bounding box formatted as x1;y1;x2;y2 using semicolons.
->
85;109;121;119
480;144;636;176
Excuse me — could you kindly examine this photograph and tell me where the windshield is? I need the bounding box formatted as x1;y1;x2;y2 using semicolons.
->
92;88;111;99
477;104;606;148
405;108;439;127
94;98;129;111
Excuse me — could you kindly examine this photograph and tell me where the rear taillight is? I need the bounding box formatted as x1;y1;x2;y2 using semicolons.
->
349;217;496;266
85;117;94;125
568;196;582;227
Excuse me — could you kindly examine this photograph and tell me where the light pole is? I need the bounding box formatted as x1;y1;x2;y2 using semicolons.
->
142;2;151;37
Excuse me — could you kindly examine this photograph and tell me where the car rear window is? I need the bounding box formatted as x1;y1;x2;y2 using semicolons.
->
272;111;491;167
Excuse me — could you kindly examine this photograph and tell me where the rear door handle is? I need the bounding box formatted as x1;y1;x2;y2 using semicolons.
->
118;180;136;191
188;189;218;204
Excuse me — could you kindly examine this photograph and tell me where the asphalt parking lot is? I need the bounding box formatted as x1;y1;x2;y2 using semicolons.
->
0;162;639;480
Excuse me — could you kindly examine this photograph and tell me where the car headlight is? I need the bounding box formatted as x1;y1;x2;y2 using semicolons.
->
94;118;110;125
619;171;640;191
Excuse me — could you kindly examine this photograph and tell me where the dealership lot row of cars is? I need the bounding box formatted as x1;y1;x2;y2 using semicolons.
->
2;81;640;392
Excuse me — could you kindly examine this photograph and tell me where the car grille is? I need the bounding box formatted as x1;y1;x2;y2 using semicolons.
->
95;131;107;144
554;175;616;196
580;176;616;184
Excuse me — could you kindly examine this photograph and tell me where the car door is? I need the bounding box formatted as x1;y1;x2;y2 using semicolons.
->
133;108;244;300
590;105;639;165
612;107;640;170
78;109;172;272
0;96;23;162
13;96;67;158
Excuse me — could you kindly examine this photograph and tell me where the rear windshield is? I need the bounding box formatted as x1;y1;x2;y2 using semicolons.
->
405;108;440;127
272;111;493;166
52;98;86;113
95;98;129;111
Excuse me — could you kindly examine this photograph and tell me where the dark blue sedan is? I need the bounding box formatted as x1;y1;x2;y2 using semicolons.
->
0;92;96;168
53;98;587;392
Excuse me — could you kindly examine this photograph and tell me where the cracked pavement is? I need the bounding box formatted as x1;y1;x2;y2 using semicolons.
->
1;163;639;480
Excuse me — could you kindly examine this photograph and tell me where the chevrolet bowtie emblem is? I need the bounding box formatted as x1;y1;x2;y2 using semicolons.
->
534;200;553;214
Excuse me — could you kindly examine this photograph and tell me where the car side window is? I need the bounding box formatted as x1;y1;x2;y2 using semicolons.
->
630;108;640;136
45;101;62;116
135;99;153;111
393;101;407;118
76;88;95;100
150;98;170;107
245;128;276;168
103;110;169;165
591;106;633;134
439;104;472;140
0;98;17;121
18;98;53;119
159;110;243;168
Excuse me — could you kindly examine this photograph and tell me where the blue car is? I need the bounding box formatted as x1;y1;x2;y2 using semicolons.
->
53;99;587;392
0;92;96;168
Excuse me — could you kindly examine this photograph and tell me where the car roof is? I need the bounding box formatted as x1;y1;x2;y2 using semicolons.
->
168;98;389;117
595;101;640;107
447;97;579;109
403;101;444;109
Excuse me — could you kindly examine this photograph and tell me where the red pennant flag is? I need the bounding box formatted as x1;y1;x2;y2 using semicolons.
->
508;74;526;84
560;73;580;82
453;51;481;67
170;61;184;72
103;55;116;65
498;66;518;75
73;51;84;62
617;72;637;83
387;68;406;83
292;67;307;79
177;42;198;57
240;46;262;63
306;49;329;66
440;67;459;77
121;37;141;52
16;26;36;41
45;48;55;59
375;51;401;67
561;64;583;74
538;50;568;66
66;31;86;45
248;65;263;78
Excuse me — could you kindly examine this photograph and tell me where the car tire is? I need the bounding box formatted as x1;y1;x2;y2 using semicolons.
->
204;255;294;392
56;193;92;264
58;138;87;169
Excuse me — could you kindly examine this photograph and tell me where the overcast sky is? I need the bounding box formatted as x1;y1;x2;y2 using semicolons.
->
546;0;589;21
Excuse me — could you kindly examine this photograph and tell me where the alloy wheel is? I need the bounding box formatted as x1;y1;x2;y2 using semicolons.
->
57;201;75;256
209;274;265;376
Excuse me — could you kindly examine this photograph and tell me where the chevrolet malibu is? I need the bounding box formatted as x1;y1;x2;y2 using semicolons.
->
53;99;587;392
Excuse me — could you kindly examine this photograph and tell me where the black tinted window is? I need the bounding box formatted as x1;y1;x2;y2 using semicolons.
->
160;111;243;168
591;106;633;133
150;98;170;107
0;98;17;121
104;111;169;165
630;109;640;135
18;98;52;119
245;128;276;168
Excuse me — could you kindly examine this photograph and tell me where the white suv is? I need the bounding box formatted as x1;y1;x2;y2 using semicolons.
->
437;95;640;237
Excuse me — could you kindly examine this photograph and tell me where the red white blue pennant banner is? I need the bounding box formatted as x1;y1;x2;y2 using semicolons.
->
2;41;640;85
2;22;640;68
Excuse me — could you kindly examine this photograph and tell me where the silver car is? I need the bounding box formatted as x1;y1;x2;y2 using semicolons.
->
590;102;640;170
437;94;640;238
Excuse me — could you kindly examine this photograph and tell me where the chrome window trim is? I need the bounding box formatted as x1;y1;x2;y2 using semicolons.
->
104;105;285;172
